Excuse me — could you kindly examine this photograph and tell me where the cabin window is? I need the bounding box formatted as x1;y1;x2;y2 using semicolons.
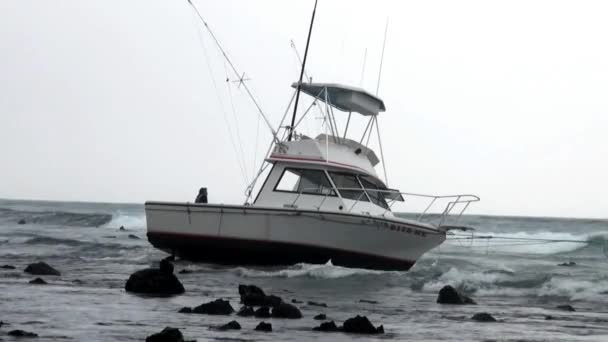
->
328;172;370;202
274;168;336;196
359;176;389;209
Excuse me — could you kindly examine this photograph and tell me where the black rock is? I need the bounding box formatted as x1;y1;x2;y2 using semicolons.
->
239;284;282;307
178;307;192;314
124;268;184;296
556;304;576;312
313;313;327;320
342;315;384;334
18;219;26;225
145;327;194;342
239;284;265;297
307;301;327;307
127;234;140;239
471;313;497;322
8;329;38;337
436;285;476;305
218;320;241;330
24;261;60;276
254;322;272;332
119;226;126;231
558;261;576;267
1;265;16;270
237;306;254;317
159;259;174;274
178;269;193;274
0;320;3;327
29;277;47;285
359;299;379;304
545;315;554;320
291;299;303;304
193;299;234;315
271;302;302;319
254;306;271;318
72;279;84;285
313;320;340;332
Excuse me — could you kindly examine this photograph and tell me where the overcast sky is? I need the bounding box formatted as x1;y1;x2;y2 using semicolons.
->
1;0;606;218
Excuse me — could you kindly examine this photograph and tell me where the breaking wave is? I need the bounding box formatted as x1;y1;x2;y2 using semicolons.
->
0;207;112;227
234;261;388;279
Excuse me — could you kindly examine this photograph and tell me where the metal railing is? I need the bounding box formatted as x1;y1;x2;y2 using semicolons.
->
290;187;480;227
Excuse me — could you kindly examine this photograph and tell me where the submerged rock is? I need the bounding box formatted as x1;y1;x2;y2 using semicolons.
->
556;304;576;312
313;313;327;320
18;219;26;225
342;315;384;334
178;307;192;314
291;299;303;304
307;301;327;307
254;322;272;332
436;285;476;305
125;261;184;296
471;313;497;322
254;306;271;318
119;226;126;231
193;299;234;315
1;264;16;270
217;320;241;330
239;284;283;307
24;261;60;276
145;327;194;342
29;277;47;285
313;320;340;332
8;329;38;337
558;261;576;267
127;234;140;239
271;302;302;319
359;299;379;304
237;306;254;317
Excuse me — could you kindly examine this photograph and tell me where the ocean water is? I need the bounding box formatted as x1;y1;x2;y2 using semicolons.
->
0;199;607;341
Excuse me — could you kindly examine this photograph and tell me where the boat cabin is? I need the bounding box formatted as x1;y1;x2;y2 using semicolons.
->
252;82;403;216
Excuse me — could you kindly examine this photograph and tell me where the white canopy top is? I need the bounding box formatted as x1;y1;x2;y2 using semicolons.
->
291;82;386;116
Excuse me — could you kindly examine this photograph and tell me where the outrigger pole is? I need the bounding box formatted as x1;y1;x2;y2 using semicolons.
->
288;0;319;141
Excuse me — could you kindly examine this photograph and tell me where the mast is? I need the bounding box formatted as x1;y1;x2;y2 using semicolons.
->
288;0;318;141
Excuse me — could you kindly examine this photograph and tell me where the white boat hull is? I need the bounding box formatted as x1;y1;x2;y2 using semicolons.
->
145;202;446;271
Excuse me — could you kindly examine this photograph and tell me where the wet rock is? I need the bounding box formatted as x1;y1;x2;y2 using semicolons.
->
313;320;340;332
72;279;84;285
254;322;272;332
217;320;241;330
29;277;47;285
291;299;303;304
271;302;302;319
125;262;184;296
24;261;60;276
145;327;194;342
119;226;126;231
342;315;384;334
556;304;576;312
436;285;476;305
127;234;140;239
254;306;271;318
307;301;327;307
178;307;192;314
471;313;497;322
178;269;193;274
558;261;576;267
193;299;234;315
239;284;282;307
18;219;26;225
1;265;16;270
545;315;554;320
359;299;379;304
8;329;38;337
313;313;327;320
237;306;254;317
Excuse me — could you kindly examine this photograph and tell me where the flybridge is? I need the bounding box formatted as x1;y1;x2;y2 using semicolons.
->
292;82;386;116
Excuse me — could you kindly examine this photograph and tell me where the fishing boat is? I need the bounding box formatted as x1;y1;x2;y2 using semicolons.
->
145;1;480;271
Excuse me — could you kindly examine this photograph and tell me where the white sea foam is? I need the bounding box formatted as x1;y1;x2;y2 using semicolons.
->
539;277;608;301
104;212;147;230
234;261;387;279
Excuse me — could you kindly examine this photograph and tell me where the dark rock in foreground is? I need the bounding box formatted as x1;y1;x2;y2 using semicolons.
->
436;285;476;305
145;327;194;342
271;302;302;319
8;329;38;337
125;260;184;296
1;264;16;270
307;301;327;307
193;299;234;315
313;313;327;320
313;320;340;332
24;262;60;276
343;315;384;334
29;277;47;285
254;322;272;332
217;320;241;330
239;284;283;307
237;306;254;317
471;313;497;322
254;306;271;318
556;304;576;312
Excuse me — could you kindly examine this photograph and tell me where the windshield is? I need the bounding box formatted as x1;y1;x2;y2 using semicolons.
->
359;176;389;209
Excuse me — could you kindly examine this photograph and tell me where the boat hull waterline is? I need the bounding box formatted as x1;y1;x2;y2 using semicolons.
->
146;202;446;271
